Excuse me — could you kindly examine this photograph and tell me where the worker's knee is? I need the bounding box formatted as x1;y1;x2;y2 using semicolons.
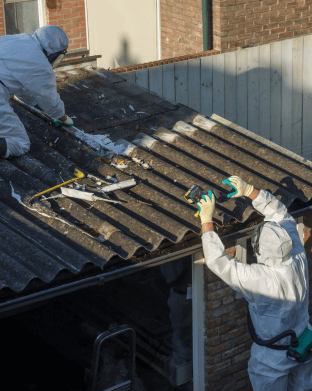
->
4;136;30;159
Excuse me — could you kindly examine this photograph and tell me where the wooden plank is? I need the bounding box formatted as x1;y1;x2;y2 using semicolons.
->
212;54;225;117
236;238;247;264
175;61;189;106
224;51;237;124
121;71;136;84
270;41;282;145
291;38;304;155
281;39;293;151
236;49;248;129
188;58;201;113
135;68;149;90
149;65;163;97
162;63;175;103
247;46;260;135
302;35;312;161
292;37;304;156
200;55;213;117
259;44;271;140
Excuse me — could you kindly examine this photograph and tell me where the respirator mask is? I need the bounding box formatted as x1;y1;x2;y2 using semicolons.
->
43;48;67;69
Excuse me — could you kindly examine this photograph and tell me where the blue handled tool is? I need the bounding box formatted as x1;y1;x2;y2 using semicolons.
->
222;178;238;198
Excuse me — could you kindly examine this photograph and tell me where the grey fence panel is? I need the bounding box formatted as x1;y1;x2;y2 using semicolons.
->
236;49;248;130
303;35;312;161
149;65;163;97
292;37;303;156
189;58;201;113
163;63;175;103
119;35;311;160
175;61;189;107
259;44;271;140
248;46;260;135
281;39;293;152
213;54;225;118
224;51;237;124
270;41;282;146
200;55;213;117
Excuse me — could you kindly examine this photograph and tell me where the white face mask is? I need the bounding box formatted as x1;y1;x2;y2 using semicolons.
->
51;53;66;69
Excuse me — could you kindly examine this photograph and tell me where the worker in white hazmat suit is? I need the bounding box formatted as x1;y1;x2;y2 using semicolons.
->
0;25;73;159
197;175;312;391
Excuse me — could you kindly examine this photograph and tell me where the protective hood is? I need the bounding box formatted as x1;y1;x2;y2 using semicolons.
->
255;223;293;267
32;26;69;56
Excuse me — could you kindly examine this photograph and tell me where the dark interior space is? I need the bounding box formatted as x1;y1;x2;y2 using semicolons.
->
0;257;193;391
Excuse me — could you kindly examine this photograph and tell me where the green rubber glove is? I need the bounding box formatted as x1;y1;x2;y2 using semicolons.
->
223;176;254;198
197;190;215;224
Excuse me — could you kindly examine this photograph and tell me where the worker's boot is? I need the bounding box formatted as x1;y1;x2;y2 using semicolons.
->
0;138;7;157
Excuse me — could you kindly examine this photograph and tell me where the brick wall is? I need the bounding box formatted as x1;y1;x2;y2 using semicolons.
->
46;0;87;52
215;0;312;53
204;242;253;391
0;1;4;36
204;217;312;390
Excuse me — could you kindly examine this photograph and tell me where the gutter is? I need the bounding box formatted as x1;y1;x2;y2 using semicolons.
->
1;204;312;318
202;0;211;51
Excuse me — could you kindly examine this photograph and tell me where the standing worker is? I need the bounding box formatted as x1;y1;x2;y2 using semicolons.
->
0;25;74;159
197;175;312;390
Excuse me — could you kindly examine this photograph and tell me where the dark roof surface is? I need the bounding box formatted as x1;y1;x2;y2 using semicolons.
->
1;65;312;301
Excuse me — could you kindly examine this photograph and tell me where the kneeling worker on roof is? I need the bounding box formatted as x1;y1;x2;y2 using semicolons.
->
197;176;312;391
0;25;74;159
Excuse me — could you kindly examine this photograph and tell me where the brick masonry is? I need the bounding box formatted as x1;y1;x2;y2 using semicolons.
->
204;216;312;390
0;0;87;53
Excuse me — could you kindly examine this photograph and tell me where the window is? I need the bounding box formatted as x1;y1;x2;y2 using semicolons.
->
4;0;40;35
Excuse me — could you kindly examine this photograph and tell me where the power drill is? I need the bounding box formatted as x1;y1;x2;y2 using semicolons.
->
184;185;213;217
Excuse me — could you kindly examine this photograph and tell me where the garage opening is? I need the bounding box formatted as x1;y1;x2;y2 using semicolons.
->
2;256;193;391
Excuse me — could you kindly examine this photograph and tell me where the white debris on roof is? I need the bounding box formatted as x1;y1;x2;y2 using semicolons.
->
129;105;135;111
132;157;150;169
68;84;81;90
110;163;128;169
82;85;89;89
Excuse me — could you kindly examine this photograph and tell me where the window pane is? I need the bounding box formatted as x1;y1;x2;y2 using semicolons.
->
5;0;39;35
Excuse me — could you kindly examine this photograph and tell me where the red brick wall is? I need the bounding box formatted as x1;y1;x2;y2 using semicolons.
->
0;1;5;36
204;243;253;391
215;0;312;53
46;0;87;52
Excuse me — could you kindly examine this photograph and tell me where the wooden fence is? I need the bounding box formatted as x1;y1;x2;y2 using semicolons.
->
120;35;312;161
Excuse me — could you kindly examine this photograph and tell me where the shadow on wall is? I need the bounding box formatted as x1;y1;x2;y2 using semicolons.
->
111;36;141;71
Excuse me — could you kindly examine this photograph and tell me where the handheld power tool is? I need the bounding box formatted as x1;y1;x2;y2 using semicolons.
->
184;185;213;217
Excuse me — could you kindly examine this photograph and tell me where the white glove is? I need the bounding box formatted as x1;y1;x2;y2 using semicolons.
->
197;191;215;224
223;176;254;198
60;115;74;127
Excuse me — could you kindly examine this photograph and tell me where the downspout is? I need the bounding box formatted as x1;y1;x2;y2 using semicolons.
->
202;0;211;51
84;0;90;51
157;0;161;60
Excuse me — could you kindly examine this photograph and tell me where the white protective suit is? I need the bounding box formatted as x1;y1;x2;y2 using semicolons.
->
0;25;68;158
202;190;312;391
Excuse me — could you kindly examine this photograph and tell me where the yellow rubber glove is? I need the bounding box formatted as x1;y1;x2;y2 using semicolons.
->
197;191;215;225
224;176;254;198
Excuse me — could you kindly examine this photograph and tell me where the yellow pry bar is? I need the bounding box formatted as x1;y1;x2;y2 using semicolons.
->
29;169;85;203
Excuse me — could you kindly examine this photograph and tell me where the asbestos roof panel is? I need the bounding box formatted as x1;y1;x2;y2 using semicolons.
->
0;65;312;300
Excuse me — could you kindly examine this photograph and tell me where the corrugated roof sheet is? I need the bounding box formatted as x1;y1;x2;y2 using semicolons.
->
1;65;312;300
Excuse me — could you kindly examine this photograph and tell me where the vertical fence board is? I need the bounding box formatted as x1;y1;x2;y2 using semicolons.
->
292;37;303;155
175;61;189;106
259;44;271;140
281;39;293;151
162;63;175;103
188;58;201;113
270;41;282;145
200;56;213;117
149;66;163;97
247;46;260;134
213;54;225;117
121;71;136;84
224;51;237;124
236;49;248;129
135;68;149;90
303;35;312;161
